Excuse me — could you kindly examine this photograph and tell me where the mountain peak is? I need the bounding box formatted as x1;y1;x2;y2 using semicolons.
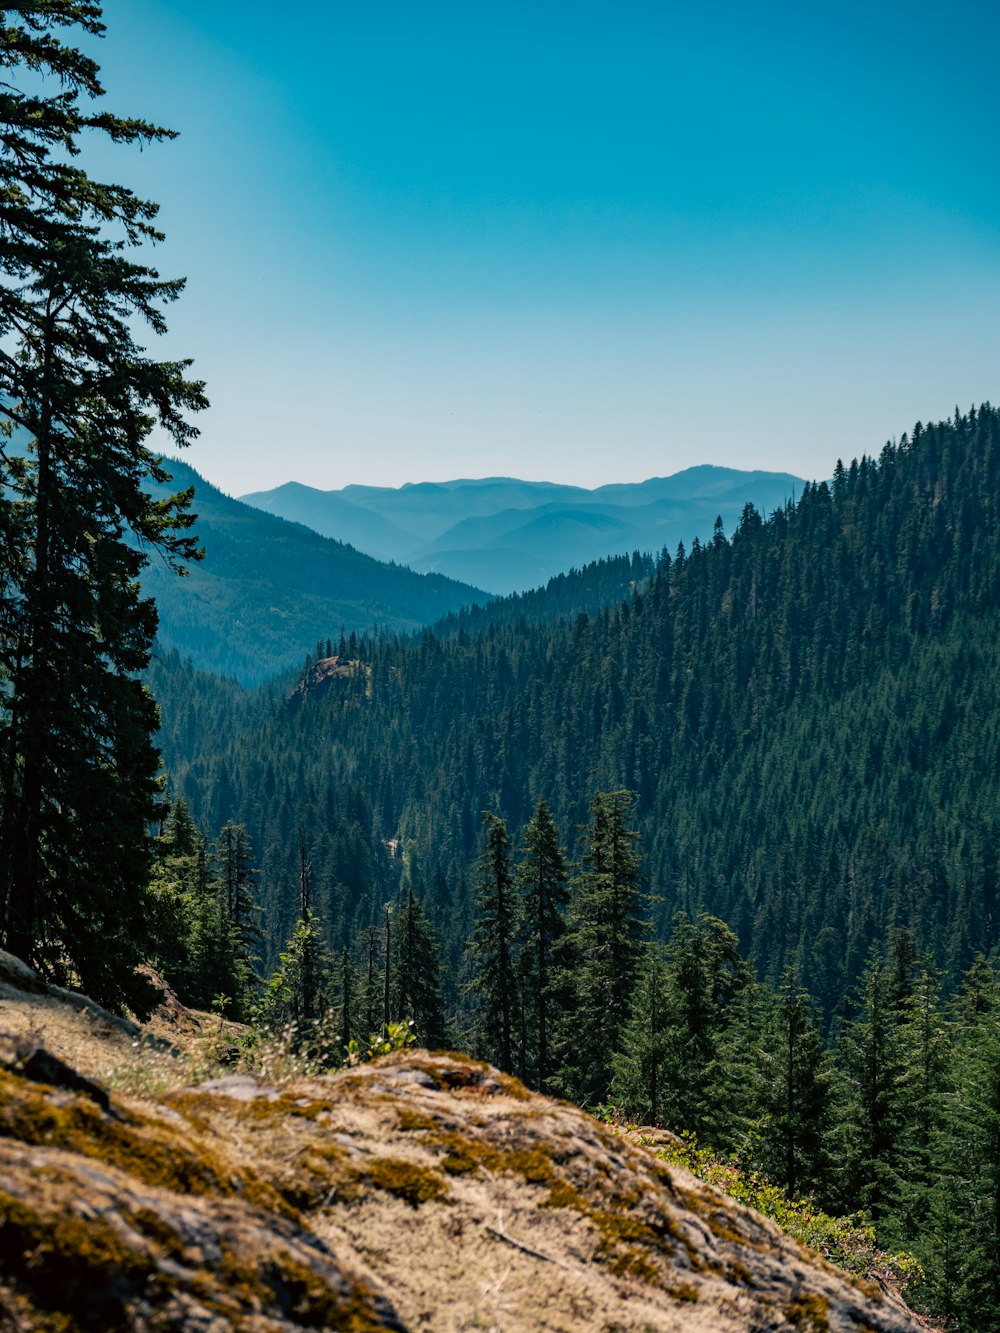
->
241;466;804;595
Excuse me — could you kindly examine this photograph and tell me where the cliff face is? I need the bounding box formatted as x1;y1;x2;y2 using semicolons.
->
0;957;924;1332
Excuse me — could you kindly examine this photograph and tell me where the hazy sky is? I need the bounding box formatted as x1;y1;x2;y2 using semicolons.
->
92;0;1000;494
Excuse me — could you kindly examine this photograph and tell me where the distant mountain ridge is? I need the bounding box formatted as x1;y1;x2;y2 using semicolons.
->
241;467;805;594
141;458;488;684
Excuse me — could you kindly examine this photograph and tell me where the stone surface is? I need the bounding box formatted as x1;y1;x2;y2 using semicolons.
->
0;960;930;1332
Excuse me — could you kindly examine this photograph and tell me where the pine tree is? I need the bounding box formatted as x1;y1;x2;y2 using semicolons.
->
147;798;210;1003
336;946;355;1051
215;821;262;1016
709;966;769;1151
258;909;337;1056
147;803;258;1015
611;942;670;1122
928;956;1000;1329
515;799;569;1092
837;950;907;1221
359;924;383;1040
258;839;337;1056
760;966;832;1199
658;912;750;1139
892;961;950;1240
467;812;517;1072
0;2;206;1014
568;789;647;1104
391;883;446;1048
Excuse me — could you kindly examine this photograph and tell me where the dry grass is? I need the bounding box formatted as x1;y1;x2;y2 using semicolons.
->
0;970;927;1333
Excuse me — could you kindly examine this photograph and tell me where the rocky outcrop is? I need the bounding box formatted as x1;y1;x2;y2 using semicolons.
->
287;656;372;710
0;962;926;1331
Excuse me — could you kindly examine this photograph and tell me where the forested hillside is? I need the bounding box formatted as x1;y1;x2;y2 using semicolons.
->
156;406;1000;1000
433;549;656;636
147;405;1000;1329
141;457;488;682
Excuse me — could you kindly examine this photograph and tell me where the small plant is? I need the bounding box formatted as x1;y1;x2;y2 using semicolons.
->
238;1015;417;1083
650;1131;923;1293
346;1020;417;1065
592;1102;630;1126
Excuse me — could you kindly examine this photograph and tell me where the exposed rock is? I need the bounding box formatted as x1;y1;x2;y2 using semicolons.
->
0;950;46;995
14;1043;112;1113
0;958;928;1331
0;949;172;1052
287;655;372;709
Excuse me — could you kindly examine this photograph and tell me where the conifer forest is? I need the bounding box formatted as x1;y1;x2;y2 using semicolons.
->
2;5;1000;1331
144;405;1000;1330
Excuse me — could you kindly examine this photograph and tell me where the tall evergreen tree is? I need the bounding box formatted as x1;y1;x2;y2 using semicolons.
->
258;908;337;1053
336;946;355;1051
892;960;950;1240
391;883;446;1048
515;799;569;1092
568;789;647;1104
928;956;1000;1330
837;950;907;1221
611;942;670;1123
658;912;749;1138
759;966;832;1199
0;1;205;1014
215;821;262;1016
147;797;210;1002
467;812;517;1072
359;924;383;1040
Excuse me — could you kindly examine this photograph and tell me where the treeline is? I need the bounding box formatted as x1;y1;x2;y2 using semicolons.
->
153;405;1000;1011
157;790;1000;1332
432;549;656;639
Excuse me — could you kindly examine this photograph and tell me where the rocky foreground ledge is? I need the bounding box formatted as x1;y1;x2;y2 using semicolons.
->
0;956;924;1331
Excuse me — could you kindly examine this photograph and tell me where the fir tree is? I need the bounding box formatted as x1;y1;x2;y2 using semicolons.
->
893;960;950;1240
258;839;337;1055
929;957;1000;1329
515;799;569;1092
467;812;517;1072
258;909;337;1056
147;798;210;1003
215;822;262;1018
0;0;206;1015
568;789;647;1104
391;883;446;1048
837;950;907;1221
336;946;355;1051
659;912;750;1139
760;966;832;1199
611;942;669;1122
359;924;383;1040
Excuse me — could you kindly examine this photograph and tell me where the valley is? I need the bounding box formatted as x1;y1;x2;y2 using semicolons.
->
139;405;1000;1330
0;6;997;1328
140;457;489;683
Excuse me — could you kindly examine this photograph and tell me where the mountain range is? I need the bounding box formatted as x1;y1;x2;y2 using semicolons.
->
140;457;487;683
144;407;1000;1330
154;408;1000;1009
240;467;805;594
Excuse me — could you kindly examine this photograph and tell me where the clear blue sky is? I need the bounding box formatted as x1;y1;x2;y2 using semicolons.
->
91;0;1000;493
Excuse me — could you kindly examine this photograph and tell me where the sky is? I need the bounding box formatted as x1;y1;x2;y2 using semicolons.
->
86;0;1000;494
